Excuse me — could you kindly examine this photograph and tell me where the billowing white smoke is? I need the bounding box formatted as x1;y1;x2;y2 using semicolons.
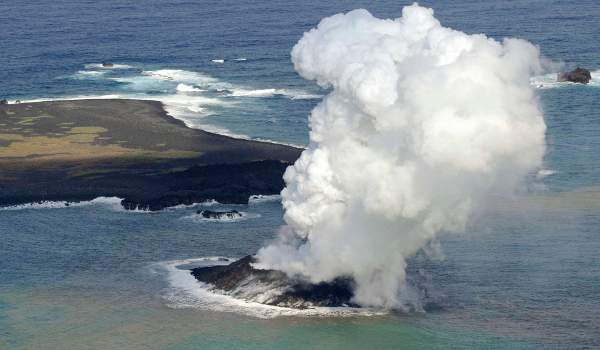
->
256;4;546;308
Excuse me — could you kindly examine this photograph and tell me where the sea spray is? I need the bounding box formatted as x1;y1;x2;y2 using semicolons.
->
256;4;546;308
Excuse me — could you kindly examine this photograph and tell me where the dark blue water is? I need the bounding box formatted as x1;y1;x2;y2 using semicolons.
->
2;0;599;147
1;1;600;349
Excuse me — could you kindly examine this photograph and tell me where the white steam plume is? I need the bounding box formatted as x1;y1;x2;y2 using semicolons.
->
256;4;546;308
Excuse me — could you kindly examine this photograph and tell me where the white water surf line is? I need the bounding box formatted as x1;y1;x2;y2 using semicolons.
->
153;257;388;319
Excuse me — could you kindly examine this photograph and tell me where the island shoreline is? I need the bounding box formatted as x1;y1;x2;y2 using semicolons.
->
0;99;302;210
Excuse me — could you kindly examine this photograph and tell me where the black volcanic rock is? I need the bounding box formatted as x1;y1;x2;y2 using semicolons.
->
102;62;114;68
191;255;358;308
197;209;242;219
0;100;302;211
192;255;263;290
558;67;592;84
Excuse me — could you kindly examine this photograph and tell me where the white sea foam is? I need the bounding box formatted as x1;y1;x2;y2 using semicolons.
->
143;69;217;84
234;58;247;61
285;91;324;100
176;83;205;92
536;169;557;179
211;59;225;64
227;88;322;100
0;197;225;213
156;93;234;132
249;194;282;204
530;70;600;89
0;197;123;211
167;200;220;210
20;94;124;103
181;211;261;223
84;63;134;70
71;70;108;79
229;88;284;97
141;69;233;92
156;257;388;319
111;76;172;92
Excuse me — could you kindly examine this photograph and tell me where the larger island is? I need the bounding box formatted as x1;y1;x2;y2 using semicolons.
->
0;99;302;210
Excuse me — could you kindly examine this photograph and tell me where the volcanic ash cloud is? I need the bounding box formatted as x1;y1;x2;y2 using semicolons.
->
256;4;546;308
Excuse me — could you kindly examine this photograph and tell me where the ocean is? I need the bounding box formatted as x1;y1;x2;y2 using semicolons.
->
1;0;599;349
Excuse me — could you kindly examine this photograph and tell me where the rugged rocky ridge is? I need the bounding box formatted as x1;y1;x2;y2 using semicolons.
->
558;67;592;84
190;255;358;308
197;209;243;220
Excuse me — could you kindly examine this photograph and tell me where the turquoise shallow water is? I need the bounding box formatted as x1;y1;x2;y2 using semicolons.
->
1;0;600;349
1;193;598;349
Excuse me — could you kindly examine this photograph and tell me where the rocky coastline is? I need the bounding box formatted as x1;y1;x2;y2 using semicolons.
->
0;99;302;210
190;255;358;308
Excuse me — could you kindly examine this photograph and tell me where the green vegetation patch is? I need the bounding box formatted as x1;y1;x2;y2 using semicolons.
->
67;126;109;134
65;133;99;143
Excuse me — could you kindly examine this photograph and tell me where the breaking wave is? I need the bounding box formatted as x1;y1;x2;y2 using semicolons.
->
84;63;134;69
141;69;227;89
111;76;173;92
248;194;282;204
0;197;123;211
19;94;123;104
0;197;225;213
19;64;317;146
166;200;220;209
176;83;205;92
227;88;322;100
70;70;108;79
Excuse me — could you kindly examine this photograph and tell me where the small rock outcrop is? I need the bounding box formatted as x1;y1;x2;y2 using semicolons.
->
557;67;592;84
0;99;8;105
197;209;243;220
190;255;358;308
101;62;114;68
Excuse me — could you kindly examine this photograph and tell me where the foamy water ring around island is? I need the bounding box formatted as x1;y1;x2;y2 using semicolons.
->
155;257;387;319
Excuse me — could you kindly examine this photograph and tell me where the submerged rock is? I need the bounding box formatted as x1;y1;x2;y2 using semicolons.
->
190;255;358;308
0;99;8;105
101;62;114;68
197;209;243;220
557;67;592;84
